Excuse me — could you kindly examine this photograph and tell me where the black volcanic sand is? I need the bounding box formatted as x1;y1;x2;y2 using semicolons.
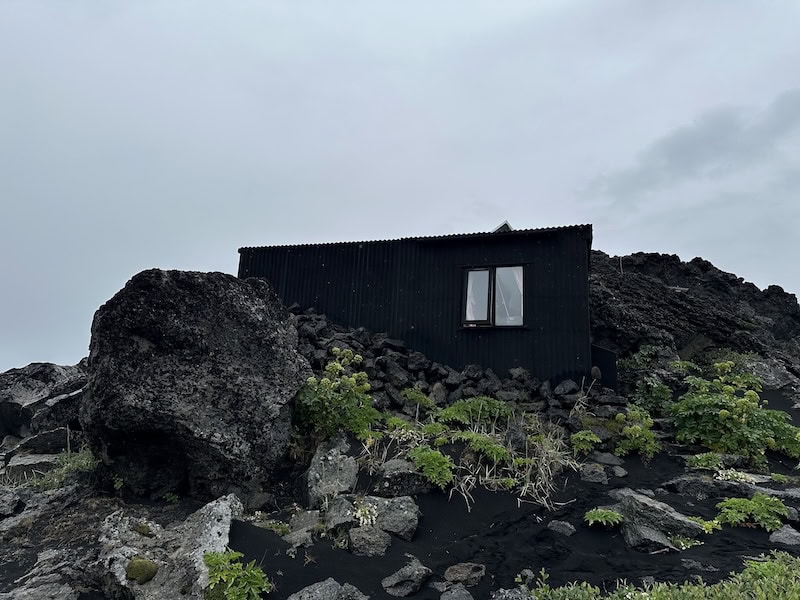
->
230;391;800;599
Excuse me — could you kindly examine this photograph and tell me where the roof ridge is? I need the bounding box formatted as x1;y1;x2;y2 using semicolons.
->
239;223;592;252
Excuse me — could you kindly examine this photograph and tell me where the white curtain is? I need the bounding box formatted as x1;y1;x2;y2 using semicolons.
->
512;267;523;321
466;273;478;321
495;266;523;325
466;270;489;321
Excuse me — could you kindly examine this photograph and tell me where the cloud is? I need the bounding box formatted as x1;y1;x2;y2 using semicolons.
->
591;88;800;201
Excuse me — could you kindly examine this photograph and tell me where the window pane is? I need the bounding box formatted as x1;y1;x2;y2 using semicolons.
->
465;270;489;321
495;266;523;326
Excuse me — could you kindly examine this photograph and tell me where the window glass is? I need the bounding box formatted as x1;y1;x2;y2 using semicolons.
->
465;270;489;321
494;266;523;326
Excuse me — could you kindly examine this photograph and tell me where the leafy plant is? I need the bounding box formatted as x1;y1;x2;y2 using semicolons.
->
715;493;788;532
33;446;98;491
617;345;660;370
696;348;759;377
360;394;577;510
687;516;721;534
452;430;511;463
669;359;701;375
670;361;800;464
401;387;435;411
685;452;724;471
421;422;447;437
669;534;703;550
770;472;791;484
407;445;455;489
522;551;800;598
633;375;673;414
296;348;380;440
583;508;624;527
436;396;512;427
613;405;660;461
204;550;273;599
570;430;601;457
253;518;290;536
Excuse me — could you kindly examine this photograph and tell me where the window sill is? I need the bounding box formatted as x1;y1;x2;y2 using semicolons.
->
460;324;528;330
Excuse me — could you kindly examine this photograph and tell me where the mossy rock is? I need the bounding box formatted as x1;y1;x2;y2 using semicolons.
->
133;522;154;537
126;555;158;584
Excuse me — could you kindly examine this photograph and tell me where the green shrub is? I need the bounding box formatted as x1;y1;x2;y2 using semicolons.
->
401;387;435;411
204;550;272;599
613;405;660;461
255;519;290;536
696;348;760;377
669;534;703;550
296;348;380;440
162;492;180;504
685;452;724;471
361;395;577;510
687;516;721;534
436;396;512;427
770;472;791;484
670;361;800;463
669;359;701;375
521;551;800;598
583;508;624;527
716;493;788;532
407;445;455;489
452;430;511;463
421;422;447;437
633;375;673;413
570;430;601;457
33;446;98;491
384;416;416;432
617;345;660;370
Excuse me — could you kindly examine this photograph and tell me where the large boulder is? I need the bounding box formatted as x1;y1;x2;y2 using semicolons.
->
80;269;311;499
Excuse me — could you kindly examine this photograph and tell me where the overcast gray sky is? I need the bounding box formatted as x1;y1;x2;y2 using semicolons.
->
2;1;799;372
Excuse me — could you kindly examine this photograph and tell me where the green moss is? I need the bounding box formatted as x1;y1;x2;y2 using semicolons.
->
126;555;158;584
258;520;291;536
133;522;153;537
33;446;98;491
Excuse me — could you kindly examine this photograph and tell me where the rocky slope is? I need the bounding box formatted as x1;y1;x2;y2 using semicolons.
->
1;252;799;599
590;250;800;393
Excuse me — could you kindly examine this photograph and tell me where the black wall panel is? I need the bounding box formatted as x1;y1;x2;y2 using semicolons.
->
238;226;593;383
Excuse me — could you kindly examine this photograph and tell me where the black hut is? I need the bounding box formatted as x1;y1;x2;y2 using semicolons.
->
238;223;608;385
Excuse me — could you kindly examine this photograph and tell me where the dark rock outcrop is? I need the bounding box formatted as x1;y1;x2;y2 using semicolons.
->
590;251;800;391
0;362;86;439
80;269;311;500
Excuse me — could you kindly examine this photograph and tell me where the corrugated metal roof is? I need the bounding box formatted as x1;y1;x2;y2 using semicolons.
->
239;223;592;252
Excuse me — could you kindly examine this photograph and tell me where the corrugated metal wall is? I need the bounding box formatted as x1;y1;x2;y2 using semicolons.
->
238;227;593;383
